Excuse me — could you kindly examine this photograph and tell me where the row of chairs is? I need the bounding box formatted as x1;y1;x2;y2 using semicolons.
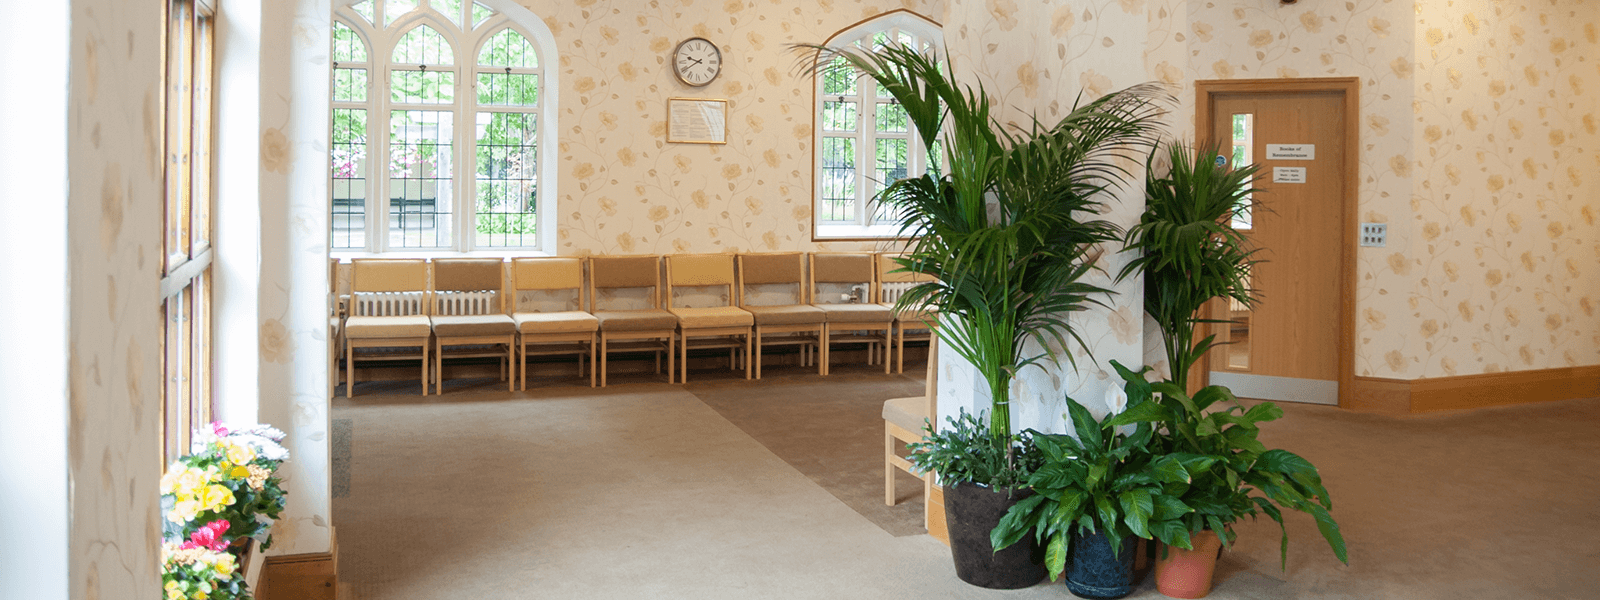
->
331;252;936;396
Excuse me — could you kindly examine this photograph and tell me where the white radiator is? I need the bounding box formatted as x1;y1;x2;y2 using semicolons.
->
434;290;499;316
880;282;918;305
353;292;425;317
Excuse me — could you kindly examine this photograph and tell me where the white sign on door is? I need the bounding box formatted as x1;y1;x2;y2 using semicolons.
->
1266;144;1315;160
1272;167;1306;184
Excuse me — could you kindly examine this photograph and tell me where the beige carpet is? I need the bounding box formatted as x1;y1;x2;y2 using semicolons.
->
332;376;1600;599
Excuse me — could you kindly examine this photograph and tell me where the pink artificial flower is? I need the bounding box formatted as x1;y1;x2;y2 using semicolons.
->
212;422;230;436
189;519;231;552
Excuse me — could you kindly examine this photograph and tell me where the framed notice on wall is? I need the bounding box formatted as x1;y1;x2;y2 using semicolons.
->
667;98;728;145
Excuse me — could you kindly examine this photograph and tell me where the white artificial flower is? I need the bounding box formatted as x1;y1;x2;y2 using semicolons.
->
1105;384;1128;415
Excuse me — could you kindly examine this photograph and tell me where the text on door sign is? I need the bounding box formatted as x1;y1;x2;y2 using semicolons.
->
1266;144;1315;160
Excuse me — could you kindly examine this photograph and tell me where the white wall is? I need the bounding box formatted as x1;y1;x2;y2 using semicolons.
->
0;3;71;598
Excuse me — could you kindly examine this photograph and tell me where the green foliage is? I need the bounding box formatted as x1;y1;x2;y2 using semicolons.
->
794;41;1167;465
907;410;1042;488
991;388;1203;581
1103;361;1349;568
1118;141;1262;388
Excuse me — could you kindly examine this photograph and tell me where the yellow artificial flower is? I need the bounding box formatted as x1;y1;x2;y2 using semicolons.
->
192;591;206;600
167;500;201;524
204;465;224;483
231;465;252;480
164;581;181;592
164;467;207;499
199;484;235;512
213;554;237;577
225;442;256;465
166;590;184;600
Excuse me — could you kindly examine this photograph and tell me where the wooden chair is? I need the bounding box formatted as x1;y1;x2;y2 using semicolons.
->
589;255;677;386
329;258;343;399
885;335;938;506
511;257;599;389
430;258;517;394
735;253;825;379
877;252;938;374
811;252;893;375
344;259;432;396
665;254;753;384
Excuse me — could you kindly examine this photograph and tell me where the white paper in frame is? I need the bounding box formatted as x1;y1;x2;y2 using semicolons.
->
667;98;728;145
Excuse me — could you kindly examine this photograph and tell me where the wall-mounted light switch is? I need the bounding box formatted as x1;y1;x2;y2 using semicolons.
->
1360;223;1387;247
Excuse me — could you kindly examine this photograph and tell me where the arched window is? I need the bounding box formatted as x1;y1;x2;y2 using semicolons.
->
814;12;942;240
331;0;556;252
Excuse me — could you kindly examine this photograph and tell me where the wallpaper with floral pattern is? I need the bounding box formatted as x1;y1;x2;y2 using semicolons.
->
519;0;944;257
67;0;164;594
1408;0;1597;377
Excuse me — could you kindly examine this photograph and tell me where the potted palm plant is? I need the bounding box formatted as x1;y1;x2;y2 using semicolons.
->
1117;142;1348;597
795;42;1165;588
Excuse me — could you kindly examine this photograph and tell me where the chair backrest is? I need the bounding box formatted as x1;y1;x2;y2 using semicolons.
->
512;257;586;313
433;258;506;315
810;253;875;303
665;254;736;309
736;252;806;305
350;259;429;316
588;255;661;311
876;253;935;304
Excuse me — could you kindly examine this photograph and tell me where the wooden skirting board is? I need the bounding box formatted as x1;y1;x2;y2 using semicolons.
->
1350;365;1600;415
255;528;340;600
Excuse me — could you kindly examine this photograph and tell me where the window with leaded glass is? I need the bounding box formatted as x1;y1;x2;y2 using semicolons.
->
814;13;942;240
331;0;552;252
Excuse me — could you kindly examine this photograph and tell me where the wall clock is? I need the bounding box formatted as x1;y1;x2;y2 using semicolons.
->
672;37;722;87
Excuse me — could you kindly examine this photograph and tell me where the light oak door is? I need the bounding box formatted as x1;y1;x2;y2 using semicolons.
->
1203;86;1351;405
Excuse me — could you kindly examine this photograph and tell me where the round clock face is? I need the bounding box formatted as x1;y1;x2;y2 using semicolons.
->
673;38;722;87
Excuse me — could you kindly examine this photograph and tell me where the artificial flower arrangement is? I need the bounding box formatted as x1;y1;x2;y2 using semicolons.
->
160;422;290;600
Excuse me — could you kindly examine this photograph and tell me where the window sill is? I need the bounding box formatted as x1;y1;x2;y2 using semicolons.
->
814;223;912;241
329;249;554;261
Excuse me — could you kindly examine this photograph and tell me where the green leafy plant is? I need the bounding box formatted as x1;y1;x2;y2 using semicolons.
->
1119;141;1263;385
795;42;1166;474
907;410;1042;488
1105;360;1348;567
991;385;1210;580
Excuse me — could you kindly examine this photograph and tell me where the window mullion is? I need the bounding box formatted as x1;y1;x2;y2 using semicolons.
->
859;79;873;227
374;65;391;253
456;52;473;252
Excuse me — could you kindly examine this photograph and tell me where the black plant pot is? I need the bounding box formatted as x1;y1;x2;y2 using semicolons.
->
1065;530;1137;599
944;481;1047;589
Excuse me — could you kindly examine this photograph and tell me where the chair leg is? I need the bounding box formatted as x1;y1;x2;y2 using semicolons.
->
896;325;905;374
679;330;689;384
820;324;830;376
600;335;609;387
754;327;764;380
884;330;892;374
346;343;355;398
667;334;676;385
589;334;597;387
519;341;527;392
885;428;896;506
744;332;752;380
422;341;431;396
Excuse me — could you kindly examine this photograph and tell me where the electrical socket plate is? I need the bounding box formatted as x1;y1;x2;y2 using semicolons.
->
1360;223;1387;247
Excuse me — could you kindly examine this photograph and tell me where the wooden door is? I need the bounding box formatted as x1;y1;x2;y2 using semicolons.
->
1199;81;1356;405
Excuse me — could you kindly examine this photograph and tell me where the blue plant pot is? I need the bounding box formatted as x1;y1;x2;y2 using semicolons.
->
1065;530;1136;599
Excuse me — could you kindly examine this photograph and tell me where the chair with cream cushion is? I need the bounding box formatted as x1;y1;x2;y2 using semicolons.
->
430;258;517;394
589;255;678;386
736;252;825;379
877;252;938;374
811;252;893;375
344;258;432;396
665;254;753;383
511;257;599;389
885;335;938;506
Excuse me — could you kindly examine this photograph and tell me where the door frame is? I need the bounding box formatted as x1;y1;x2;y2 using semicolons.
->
1194;77;1359;409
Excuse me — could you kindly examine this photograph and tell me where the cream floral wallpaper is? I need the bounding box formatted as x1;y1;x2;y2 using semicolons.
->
259;0;336;556
518;0;944;257
1410;0;1598;377
67;0;164;594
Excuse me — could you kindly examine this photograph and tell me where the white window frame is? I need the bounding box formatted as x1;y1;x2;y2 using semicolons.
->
331;0;559;257
813;12;942;241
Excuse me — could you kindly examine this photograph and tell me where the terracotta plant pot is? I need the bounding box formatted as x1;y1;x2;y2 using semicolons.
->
944;481;1047;589
1154;530;1225;599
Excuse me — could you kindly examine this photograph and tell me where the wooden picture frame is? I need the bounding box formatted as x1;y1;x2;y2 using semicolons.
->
666;98;728;145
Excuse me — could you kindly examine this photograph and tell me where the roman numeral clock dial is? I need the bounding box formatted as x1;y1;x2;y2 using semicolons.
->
672;37;722;87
